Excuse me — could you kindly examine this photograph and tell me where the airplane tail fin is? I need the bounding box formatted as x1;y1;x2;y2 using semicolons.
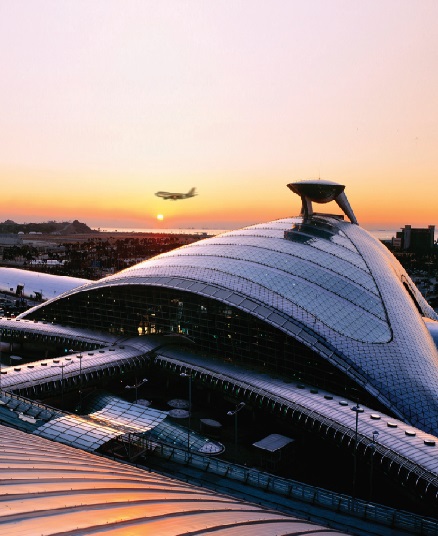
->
188;187;196;196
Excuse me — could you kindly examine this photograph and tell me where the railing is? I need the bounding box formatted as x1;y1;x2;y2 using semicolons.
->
145;441;438;536
0;388;62;421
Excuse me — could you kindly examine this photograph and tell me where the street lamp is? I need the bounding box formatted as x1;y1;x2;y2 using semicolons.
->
370;430;379;501
227;402;245;456
125;378;148;404
51;360;73;405
0;330;3;392
351;402;364;498
180;372;192;454
76;352;84;411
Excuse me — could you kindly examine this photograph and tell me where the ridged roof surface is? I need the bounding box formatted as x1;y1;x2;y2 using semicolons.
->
21;216;438;435
0;424;350;535
0;266;89;299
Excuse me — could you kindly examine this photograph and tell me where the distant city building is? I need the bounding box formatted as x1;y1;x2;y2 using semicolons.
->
395;225;435;251
0;235;23;262
0;234;22;246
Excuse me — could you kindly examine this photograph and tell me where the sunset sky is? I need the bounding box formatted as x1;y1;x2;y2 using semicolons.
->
0;1;437;231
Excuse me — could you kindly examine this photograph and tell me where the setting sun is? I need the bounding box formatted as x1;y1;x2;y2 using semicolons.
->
157;214;164;221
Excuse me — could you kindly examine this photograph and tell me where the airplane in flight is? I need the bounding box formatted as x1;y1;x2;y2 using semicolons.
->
155;187;197;200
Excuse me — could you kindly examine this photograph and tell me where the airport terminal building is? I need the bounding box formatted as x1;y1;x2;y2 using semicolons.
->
17;181;438;436
1;180;438;529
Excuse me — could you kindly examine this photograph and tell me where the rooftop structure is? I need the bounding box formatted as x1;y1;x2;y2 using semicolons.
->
287;179;358;224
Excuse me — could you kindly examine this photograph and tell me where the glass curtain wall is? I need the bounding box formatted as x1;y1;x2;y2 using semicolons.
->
26;285;371;401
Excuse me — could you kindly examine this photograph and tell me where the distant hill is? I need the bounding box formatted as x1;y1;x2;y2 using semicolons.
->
0;219;96;235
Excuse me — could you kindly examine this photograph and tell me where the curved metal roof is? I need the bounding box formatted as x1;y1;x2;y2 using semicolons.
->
19;216;438;435
0;424;350;535
0;266;90;299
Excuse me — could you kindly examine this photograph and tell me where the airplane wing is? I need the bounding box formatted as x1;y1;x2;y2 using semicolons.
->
155;192;171;199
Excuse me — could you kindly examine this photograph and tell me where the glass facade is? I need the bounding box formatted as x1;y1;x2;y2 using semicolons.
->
24;282;374;405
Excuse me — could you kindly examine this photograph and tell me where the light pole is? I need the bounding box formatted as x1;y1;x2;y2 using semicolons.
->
351;402;364;498
227;402;245;457
370;430;379;501
76;352;83;411
51;360;73;406
180;372;192;455
0;345;6;393
125;378;148;404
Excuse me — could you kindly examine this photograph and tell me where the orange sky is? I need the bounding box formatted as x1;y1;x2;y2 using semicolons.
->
0;2;437;231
